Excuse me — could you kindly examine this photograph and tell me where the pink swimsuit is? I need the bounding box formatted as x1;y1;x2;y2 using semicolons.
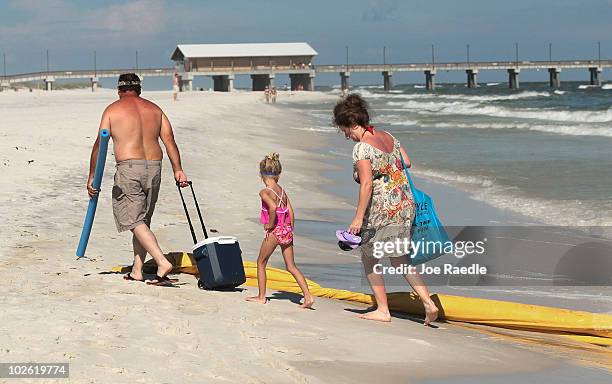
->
260;187;294;245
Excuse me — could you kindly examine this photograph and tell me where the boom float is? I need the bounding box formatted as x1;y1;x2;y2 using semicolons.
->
112;253;612;347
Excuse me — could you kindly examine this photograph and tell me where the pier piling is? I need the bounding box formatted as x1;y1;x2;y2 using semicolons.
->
44;77;55;91
340;72;350;92
466;69;478;88
382;71;393;91
589;67;602;86
425;70;436;90
213;75;233;92
290;72;314;91
180;73;193;91
548;68;561;88
269;73;276;89
227;74;235;91
507;69;520;89
251;74;274;91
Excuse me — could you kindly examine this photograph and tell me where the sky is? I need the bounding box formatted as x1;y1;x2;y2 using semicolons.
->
1;0;610;86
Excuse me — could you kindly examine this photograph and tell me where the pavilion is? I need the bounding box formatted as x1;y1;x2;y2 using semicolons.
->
171;42;317;91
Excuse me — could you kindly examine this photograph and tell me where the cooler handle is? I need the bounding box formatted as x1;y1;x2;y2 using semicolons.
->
215;236;237;244
188;181;209;240
176;181;209;244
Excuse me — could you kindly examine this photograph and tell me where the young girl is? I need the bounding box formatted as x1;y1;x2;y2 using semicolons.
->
246;153;315;309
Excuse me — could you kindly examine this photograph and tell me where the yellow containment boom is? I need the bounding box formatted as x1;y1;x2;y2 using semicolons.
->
112;252;612;346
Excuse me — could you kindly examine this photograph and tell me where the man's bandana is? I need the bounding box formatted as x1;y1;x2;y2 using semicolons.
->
118;80;141;87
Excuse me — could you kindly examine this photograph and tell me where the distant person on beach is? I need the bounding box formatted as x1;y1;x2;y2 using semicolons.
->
246;153;314;308
334;94;438;324
271;87;277;103
264;85;271;103
172;73;180;101
87;73;189;286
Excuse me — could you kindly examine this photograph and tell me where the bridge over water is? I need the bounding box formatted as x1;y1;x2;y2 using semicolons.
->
1;59;610;92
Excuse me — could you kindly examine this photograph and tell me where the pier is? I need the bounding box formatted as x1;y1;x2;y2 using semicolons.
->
315;60;611;90
1;59;610;92
0;67;174;92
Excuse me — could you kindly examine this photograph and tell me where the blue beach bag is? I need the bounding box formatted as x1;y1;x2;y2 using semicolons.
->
399;153;451;265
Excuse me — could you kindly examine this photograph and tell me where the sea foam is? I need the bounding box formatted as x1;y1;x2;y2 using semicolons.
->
387;100;612;123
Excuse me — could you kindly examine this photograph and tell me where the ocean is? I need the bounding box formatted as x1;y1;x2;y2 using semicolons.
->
290;81;612;228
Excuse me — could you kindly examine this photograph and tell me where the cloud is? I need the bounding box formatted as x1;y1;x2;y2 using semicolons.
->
0;0;169;48
362;0;399;22
8;0;67;13
83;0;167;38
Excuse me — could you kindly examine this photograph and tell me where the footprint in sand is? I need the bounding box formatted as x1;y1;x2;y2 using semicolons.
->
289;331;320;339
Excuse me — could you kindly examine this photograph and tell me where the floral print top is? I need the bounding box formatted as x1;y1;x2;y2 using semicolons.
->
352;135;415;231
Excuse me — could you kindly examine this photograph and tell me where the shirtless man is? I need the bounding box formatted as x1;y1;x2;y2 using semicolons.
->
87;73;188;286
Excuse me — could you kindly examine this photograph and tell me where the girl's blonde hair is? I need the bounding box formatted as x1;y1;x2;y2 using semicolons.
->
260;152;282;179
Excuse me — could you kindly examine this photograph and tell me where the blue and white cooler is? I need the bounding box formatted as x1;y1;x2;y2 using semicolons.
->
192;236;246;290
177;182;246;290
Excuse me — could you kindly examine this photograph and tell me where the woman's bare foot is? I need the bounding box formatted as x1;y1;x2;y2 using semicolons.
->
300;296;315;309
358;309;391;322
423;300;439;326
246;296;268;304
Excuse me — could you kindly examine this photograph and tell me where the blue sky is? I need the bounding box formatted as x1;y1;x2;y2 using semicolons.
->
1;0;610;85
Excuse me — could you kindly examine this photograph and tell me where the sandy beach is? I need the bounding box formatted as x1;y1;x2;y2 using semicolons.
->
1;89;611;383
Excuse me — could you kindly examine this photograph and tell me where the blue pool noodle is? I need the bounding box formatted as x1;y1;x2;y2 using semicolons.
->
76;129;110;258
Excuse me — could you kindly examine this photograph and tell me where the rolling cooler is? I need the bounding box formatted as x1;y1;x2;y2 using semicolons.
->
177;181;246;290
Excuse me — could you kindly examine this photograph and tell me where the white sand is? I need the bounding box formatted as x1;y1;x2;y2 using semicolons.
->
0;89;609;383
